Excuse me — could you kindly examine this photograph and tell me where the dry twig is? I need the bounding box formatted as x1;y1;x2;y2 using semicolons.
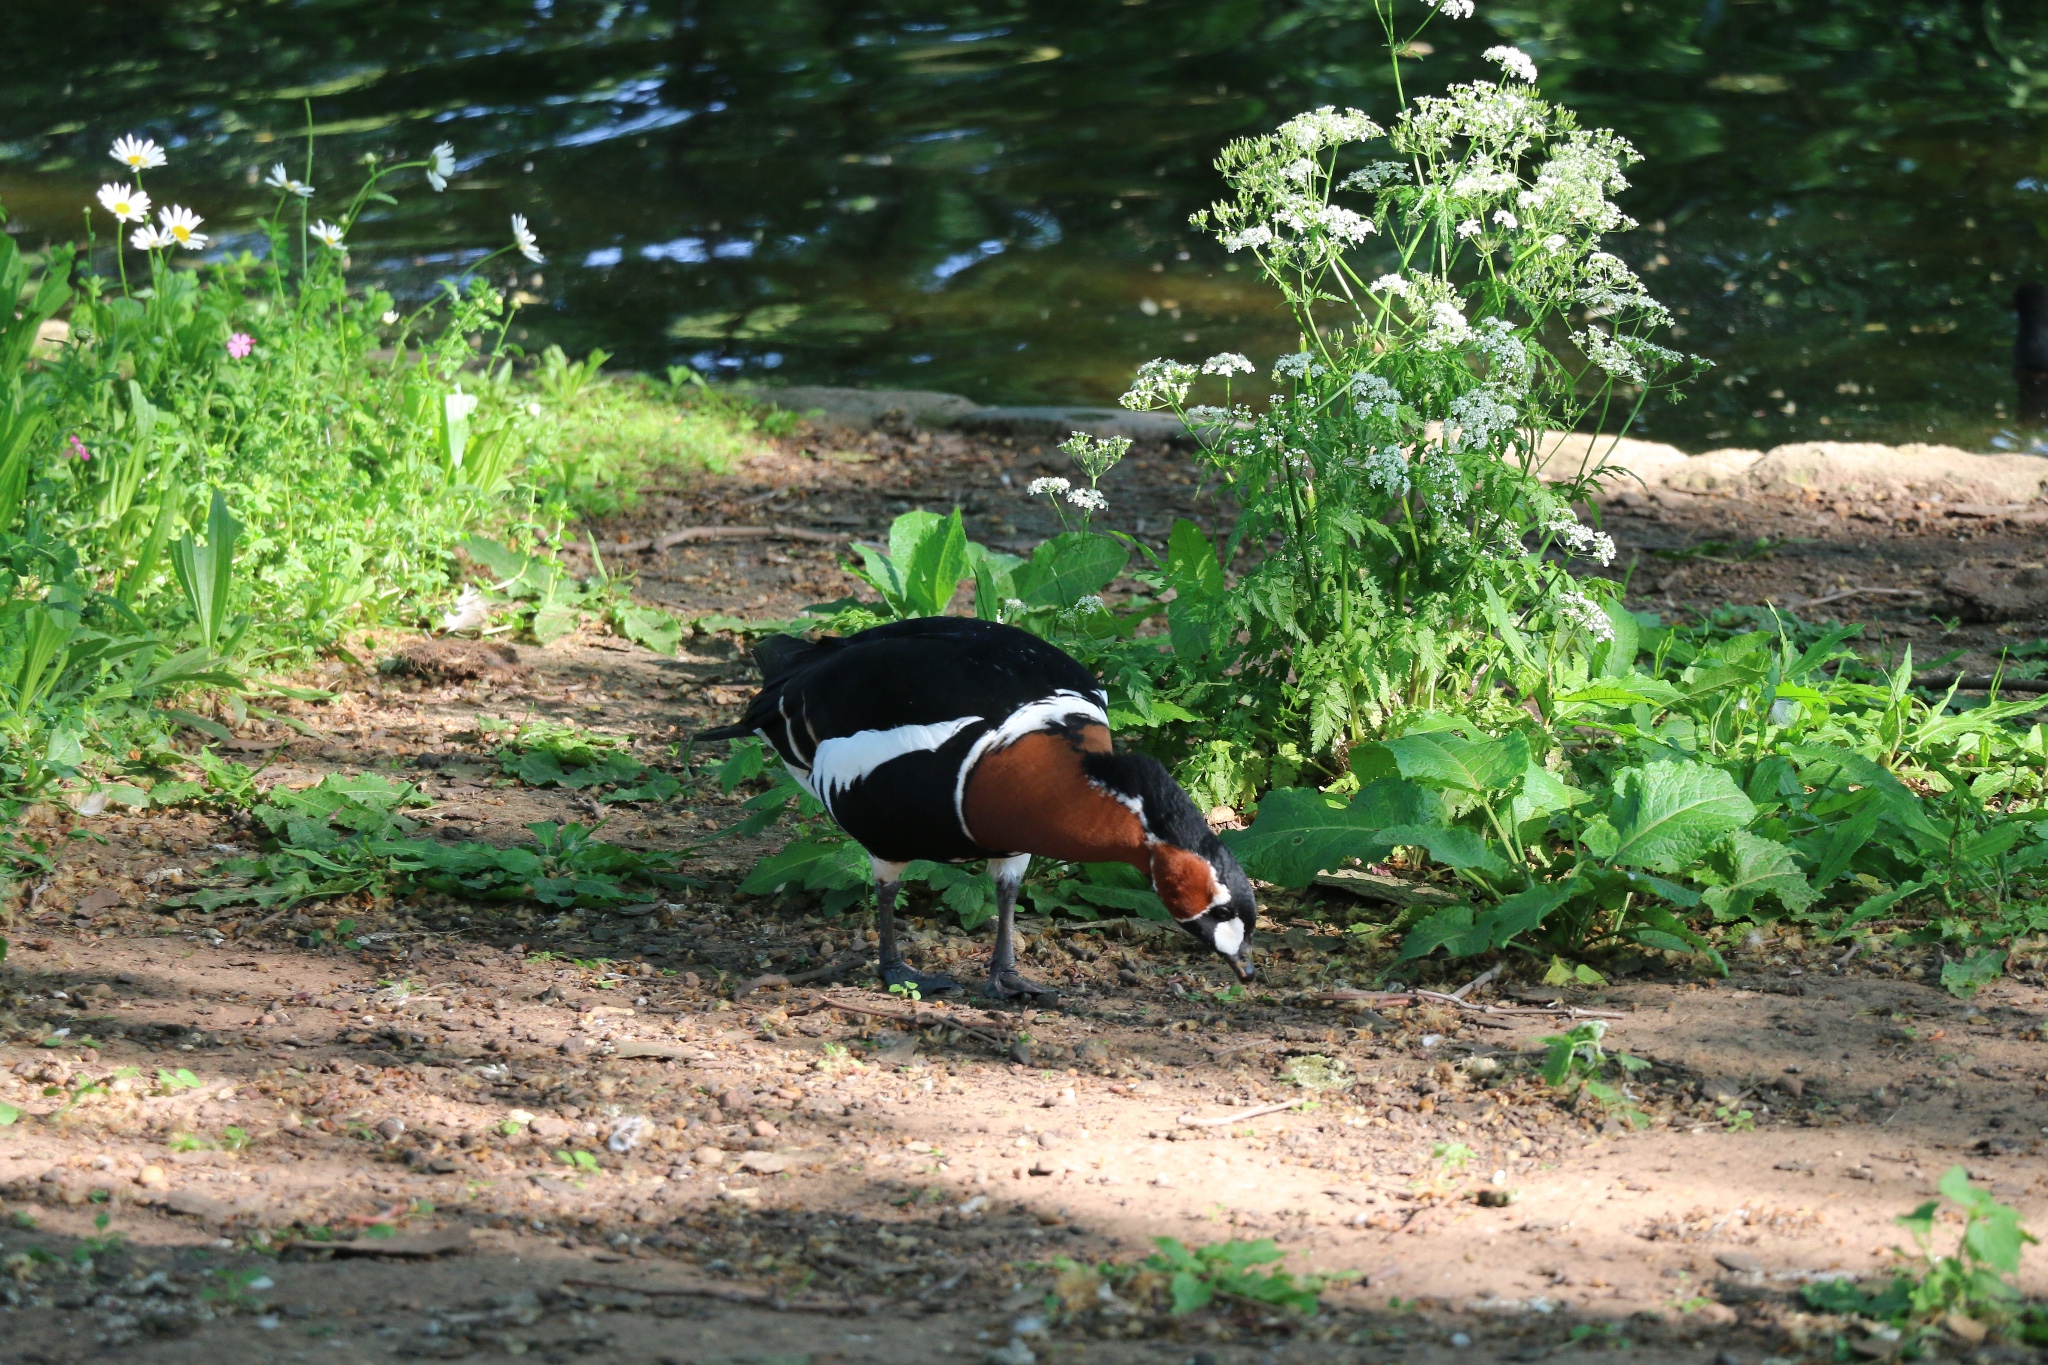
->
1310;987;1626;1021
560;1277;879;1315
1177;1098;1303;1129
734;950;868;1000
813;991;1018;1047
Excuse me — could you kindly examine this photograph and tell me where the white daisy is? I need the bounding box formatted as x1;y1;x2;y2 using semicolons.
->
110;135;167;171
129;224;169;252
157;205;209;251
309;220;346;250
263;163;314;198
511;214;544;264
96;183;151;224
427;142;456;193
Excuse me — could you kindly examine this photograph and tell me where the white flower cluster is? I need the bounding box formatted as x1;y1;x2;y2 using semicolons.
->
1219;224;1274;253
1553;588;1615;642
1185;404;1230;425
1447;388;1518;452
1579;251;1670;326
1359;443;1411;498
1545;509;1617;567
1429;0;1476;16
1456;218;1482;239
1515;130;1639;238
1066;486;1109;513
1122;358;1198;410
1058;430;1133;480
1474;318;1530;388
1483;46;1539;84
1348;371;1402;418
1492;208;1519;229
1369;273;1410;296
1272;352;1325;381
1418;296;1475;353
1202;352;1256;376
1277;106;1381;153
1573;328;1680;386
1416;443;1469;512
1338;162;1411;192
1027;476;1071;497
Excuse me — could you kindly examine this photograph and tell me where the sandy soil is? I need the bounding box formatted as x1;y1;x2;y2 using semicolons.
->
3;417;2048;1365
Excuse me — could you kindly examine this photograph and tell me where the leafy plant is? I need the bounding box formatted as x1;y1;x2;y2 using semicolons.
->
1538;1021;1648;1124
1143;1237;1336;1315
1803;1166;2037;1341
483;716;681;802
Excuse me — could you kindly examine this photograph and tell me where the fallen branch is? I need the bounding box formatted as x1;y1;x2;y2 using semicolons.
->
1800;585;1928;608
1908;672;2048;696
567;523;846;556
1177;1098;1303;1129
813;991;1018;1048
1311;987;1626;1021
1449;963;1503;1001
734;950;868;1000
560;1276;879;1315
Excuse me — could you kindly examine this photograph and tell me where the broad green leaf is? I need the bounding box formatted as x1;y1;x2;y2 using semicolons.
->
1164;519;1224;599
1360;731;1530;795
739;838;869;896
1605;762;1756;875
614;605;683;656
902;508;973;616
531;604;581;644
1397;881;1573;960
1940;949;2007;1001
1377;823;1509;876
1594;601;1641;677
1397;904;1485;960
1959;821;2030;864
1831;878;1931;939
1701;830;1819;921
1512;763;1581;829
1012;531;1129;610
1224;778;1434;887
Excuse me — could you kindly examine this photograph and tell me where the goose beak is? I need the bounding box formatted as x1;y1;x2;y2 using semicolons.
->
1231;952;1255;983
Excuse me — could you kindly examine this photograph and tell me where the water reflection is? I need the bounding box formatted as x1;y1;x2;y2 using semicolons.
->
1;1;2047;450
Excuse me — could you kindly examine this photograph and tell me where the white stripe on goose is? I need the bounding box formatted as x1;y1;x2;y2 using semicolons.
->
812;716;984;815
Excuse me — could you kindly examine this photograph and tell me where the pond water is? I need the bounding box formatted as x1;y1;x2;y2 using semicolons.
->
5;1;2048;452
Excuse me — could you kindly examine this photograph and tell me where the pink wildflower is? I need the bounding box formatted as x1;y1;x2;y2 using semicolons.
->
226;332;254;359
65;435;91;462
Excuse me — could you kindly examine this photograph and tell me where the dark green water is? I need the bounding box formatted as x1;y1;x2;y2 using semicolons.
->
6;1;2048;450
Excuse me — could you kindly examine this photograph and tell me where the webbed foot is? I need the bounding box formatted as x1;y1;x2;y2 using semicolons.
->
983;967;1058;1005
879;960;963;996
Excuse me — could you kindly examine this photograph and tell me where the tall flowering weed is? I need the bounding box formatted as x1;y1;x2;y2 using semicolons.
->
1109;0;1702;787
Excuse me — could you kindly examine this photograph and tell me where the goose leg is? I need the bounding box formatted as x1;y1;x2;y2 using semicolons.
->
983;855;1055;1003
873;857;961;996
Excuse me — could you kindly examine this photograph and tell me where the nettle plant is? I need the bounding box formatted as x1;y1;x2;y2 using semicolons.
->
1116;0;1700;795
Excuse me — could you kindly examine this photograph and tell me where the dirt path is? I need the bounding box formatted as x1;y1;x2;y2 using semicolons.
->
4;417;2048;1365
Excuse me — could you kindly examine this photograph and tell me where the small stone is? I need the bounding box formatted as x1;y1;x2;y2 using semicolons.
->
529;1116;570;1141
135;1165;169;1191
376;1118;406;1141
559;1037;592;1056
751;1119;778;1138
1449;1332;1472;1348
1714;1251;1764;1275
984;1340;1036;1365
694;1146;728;1167
718;1088;751;1113
1010;1039;1034;1066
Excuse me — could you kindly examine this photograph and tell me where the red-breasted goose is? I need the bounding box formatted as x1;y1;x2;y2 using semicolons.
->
699;617;1257;999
